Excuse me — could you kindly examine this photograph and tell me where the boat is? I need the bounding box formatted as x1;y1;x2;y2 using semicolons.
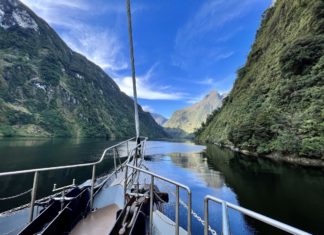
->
0;1;313;235
0;137;313;235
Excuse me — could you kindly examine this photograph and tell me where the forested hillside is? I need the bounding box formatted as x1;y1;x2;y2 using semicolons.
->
0;0;167;138
196;0;324;160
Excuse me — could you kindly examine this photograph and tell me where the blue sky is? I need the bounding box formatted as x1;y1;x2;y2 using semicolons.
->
21;0;273;118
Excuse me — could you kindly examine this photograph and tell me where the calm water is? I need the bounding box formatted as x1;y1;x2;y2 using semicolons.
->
0;138;323;234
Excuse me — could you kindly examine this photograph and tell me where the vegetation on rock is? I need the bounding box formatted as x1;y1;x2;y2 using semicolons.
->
0;0;167;138
196;0;324;159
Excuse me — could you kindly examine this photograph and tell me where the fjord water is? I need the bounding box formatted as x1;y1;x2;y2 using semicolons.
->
0;139;323;234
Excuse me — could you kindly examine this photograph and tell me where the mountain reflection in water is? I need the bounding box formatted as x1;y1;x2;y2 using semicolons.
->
145;142;324;235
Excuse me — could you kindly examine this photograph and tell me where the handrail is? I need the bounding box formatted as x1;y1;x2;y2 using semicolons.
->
0;137;139;177
125;164;192;235
204;195;312;235
0;136;147;223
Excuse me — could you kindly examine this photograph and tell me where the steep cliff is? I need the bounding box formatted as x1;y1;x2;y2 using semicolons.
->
196;0;324;159
0;0;167;138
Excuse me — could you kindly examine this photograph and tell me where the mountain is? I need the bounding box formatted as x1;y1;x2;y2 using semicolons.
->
164;90;224;134
0;0;167;138
150;113;168;126
196;0;324;160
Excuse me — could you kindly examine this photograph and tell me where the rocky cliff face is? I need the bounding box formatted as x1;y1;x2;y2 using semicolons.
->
196;0;324;159
165;90;224;134
0;0;167;138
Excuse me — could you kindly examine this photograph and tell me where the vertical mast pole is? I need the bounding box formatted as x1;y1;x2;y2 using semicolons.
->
126;0;140;140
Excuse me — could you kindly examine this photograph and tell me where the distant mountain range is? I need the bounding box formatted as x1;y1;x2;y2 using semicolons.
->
0;0;167;138
164;90;225;135
150;113;168;126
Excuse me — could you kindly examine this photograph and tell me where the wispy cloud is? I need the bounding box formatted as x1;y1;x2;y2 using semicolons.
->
20;0;128;74
212;74;235;94
214;51;235;60
20;0;89;27
142;105;154;113
114;64;186;100
173;0;257;69
186;94;205;104
271;0;277;6
195;78;214;85
61;26;128;71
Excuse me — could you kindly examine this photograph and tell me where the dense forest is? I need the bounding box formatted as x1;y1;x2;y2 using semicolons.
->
0;0;167;138
196;0;324;160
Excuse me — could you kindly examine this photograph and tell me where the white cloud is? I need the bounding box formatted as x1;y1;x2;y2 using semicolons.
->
20;0;128;73
142;105;154;113
212;74;235;94
196;78;214;85
214;51;235;60
114;65;186;100
20;0;89;27
21;0;89;11
271;0;277;7
186;94;205;104
61;26;128;72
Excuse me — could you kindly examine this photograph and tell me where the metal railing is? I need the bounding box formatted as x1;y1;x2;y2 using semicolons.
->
124;164;192;235
0;137;147;222
204;195;312;235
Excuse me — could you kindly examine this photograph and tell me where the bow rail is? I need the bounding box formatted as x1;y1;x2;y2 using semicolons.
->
204;195;312;235
0;136;147;222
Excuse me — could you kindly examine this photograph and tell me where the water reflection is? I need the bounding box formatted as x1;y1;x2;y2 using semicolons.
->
170;152;224;189
204;144;324;235
0;139;323;234
145;150;253;235
145;141;205;155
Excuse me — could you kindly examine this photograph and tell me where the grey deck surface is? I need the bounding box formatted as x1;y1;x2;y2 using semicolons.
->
70;204;119;235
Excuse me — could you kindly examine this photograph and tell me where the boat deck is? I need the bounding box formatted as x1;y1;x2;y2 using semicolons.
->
70;204;119;235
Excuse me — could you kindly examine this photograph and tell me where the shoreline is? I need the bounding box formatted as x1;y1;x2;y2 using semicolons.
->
213;142;324;168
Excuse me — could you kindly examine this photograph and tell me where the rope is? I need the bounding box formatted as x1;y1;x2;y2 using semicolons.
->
0;188;32;201
126;0;140;139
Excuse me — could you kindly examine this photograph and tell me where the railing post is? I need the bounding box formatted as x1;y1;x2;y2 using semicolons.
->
90;165;96;209
188;190;192;235
29;171;39;222
113;148;117;175
124;165;128;206
149;175;154;235
175;185;179;235
204;197;209;235
222;202;230;235
141;141;145;159
126;141;129;157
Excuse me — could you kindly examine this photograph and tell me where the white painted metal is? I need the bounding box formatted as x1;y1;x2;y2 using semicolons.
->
175;185;180;235
150;175;154;235
29;171;38;222
222;202;229;235
90;165;96;209
204;195;312;235
126;164;192;235
0;137;147;226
